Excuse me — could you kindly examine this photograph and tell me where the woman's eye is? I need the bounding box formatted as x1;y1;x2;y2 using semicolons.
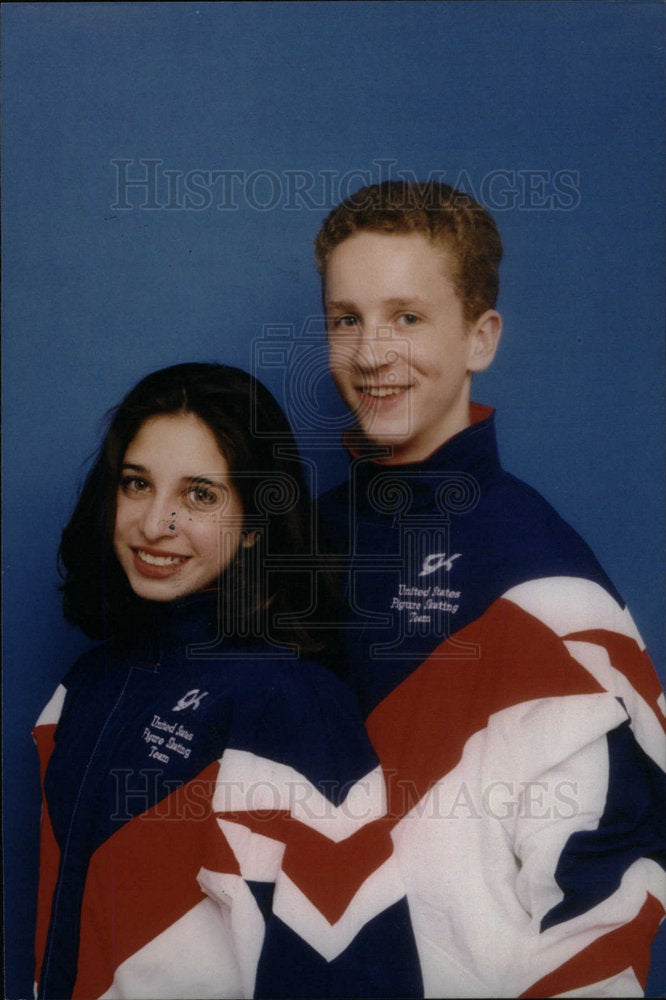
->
187;485;219;508
399;313;420;326
120;476;149;494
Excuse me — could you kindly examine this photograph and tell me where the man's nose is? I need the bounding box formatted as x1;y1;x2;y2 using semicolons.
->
352;322;399;371
342;317;396;368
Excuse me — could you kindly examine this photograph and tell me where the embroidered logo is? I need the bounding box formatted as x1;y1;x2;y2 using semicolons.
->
172;688;209;712
418;552;461;577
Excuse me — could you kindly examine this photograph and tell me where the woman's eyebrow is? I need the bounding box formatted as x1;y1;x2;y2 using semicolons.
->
119;467;227;486
187;475;226;487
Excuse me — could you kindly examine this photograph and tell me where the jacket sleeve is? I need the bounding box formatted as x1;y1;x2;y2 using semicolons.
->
197;665;422;999
501;577;666;997
33;684;69;997
35;698;246;998
363;575;665;998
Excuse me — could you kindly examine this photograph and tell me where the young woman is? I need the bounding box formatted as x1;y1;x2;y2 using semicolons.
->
33;363;420;1000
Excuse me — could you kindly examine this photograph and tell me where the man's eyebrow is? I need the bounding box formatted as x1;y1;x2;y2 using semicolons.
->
325;299;357;311
382;296;429;309
326;296;427;310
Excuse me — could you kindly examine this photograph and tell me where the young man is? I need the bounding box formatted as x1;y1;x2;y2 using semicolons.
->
314;181;665;998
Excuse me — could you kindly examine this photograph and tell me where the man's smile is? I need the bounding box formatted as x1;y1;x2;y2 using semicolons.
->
357;384;412;398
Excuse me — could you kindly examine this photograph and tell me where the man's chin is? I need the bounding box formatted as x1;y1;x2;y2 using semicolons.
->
355;421;411;447
346;423;412;457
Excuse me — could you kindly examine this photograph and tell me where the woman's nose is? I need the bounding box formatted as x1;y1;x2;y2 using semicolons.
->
140;497;179;540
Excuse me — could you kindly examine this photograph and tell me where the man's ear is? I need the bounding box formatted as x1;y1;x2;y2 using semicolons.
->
467;310;502;373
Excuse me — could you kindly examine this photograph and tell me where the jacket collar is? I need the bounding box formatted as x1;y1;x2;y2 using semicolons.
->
115;589;221;658
345;403;503;514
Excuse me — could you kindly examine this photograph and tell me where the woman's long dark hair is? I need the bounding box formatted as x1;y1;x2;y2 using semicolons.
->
59;363;341;660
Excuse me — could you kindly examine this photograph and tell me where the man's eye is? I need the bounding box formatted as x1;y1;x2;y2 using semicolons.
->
399;313;420;325
331;315;358;329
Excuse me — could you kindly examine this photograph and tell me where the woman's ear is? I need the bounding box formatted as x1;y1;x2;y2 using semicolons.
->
241;529;260;549
467;309;502;373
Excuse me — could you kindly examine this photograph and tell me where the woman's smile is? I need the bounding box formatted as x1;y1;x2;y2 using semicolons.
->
113;413;246;601
131;546;191;578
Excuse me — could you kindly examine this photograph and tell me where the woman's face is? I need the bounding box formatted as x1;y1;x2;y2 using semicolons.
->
113;412;250;602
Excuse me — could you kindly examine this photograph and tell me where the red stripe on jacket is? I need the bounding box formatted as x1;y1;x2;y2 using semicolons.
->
366;598;606;823
520;893;665;997
566;629;666;731
33;723;61;988
73;760;237;999
216;809;393;926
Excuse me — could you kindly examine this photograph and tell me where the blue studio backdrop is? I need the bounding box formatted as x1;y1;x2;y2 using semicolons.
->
3;3;664;997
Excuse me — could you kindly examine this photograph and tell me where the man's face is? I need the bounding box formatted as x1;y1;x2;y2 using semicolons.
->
325;230;498;464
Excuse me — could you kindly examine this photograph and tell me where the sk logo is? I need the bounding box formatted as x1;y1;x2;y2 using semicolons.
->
418;552;461;577
172;689;209;712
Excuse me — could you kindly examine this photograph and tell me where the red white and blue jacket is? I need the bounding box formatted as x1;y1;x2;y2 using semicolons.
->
33;591;421;999
318;404;666;998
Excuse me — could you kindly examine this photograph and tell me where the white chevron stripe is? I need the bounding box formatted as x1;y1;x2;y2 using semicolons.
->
271;856;406;961
99;898;243;999
35;684;67;728
503;577;644;646
212;748;387;842
565;639;666;769
216;817;285;881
